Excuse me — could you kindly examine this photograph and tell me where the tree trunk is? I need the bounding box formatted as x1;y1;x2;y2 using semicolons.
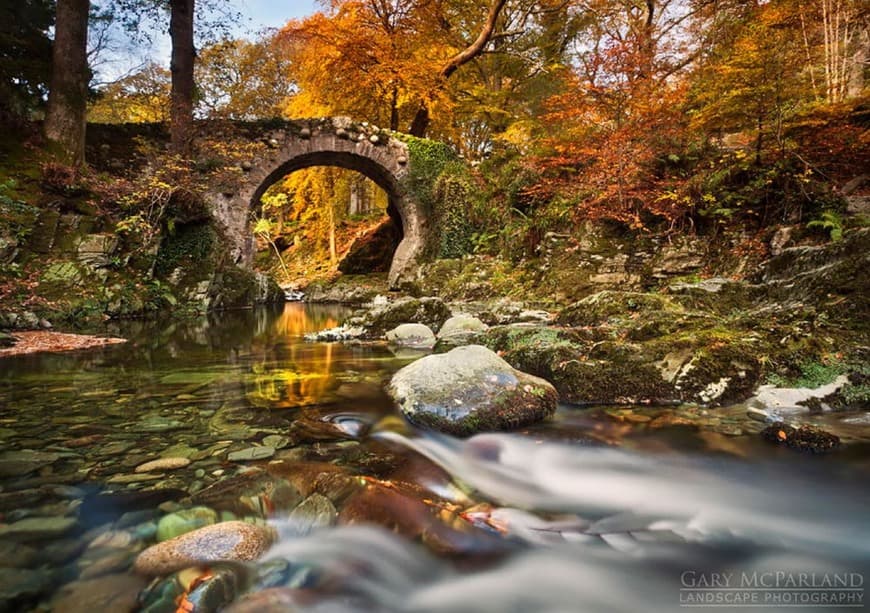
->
169;0;195;155
328;202;337;266
847;20;868;97
44;0;90;165
409;0;508;136
389;85;399;132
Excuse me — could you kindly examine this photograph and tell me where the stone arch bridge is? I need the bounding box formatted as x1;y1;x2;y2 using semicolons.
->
202;118;430;287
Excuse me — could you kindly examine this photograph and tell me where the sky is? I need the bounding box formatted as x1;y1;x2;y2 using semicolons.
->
94;0;322;83
231;0;321;33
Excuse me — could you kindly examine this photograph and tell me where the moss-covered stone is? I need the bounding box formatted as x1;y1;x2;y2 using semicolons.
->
484;326;675;405
651;329;765;405
154;222;218;279
207;266;282;310
349;296;452;337
556;291;685;328
482;320;770;406
761;421;841;454
388;345;558;436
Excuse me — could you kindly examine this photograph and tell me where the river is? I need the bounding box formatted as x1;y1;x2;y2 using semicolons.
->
0;303;867;612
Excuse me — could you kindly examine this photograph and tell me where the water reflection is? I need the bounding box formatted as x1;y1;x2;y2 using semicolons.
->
242;303;396;411
0;303;402;468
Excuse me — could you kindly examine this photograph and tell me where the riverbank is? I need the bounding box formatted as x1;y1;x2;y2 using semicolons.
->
0;330;127;357
300;226;869;435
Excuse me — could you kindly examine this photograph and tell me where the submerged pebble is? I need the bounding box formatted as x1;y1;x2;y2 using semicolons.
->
156;506;219;542
228;446;276;462
135;457;191;473
134;521;274;576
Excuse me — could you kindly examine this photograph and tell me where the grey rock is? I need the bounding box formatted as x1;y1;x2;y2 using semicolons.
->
746;407;772;423
386;323;436;348
438;314;489;339
288;493;337;535
133;521;274;576
0;449;60;477
388;345;558;436
0;567;55;605
227;446;276;462
0;516;78;541
77;233;118;268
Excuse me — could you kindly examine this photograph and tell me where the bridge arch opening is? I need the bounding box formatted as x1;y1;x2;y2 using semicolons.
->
249;152;405;281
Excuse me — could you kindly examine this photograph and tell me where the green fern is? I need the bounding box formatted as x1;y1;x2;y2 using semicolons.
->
807;210;843;242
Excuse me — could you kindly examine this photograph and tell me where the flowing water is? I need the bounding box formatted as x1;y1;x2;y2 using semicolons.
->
0;304;868;612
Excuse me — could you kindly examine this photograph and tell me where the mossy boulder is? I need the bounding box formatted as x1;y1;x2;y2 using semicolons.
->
208;267;282;310
484;326;675;405
761;421;841;454
349;296;451;338
755;228;869;329
304;275;388;304
649;329;766;405
483;322;766;406
388;345;557;436
438;314;488;338
556;291;685;328
433;314;489;349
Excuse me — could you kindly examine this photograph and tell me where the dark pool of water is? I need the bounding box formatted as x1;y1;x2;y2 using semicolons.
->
0;303;868;612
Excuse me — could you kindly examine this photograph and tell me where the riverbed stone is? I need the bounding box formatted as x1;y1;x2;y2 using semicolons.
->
385;323;436;348
133;520;274;576
0;449;60;477
192;468;303;515
437;314;488;339
228;446;276;462
263;435;291;449
0;516;78;541
387;344;557;436
351;296;451;337
77;548;136;579
135;457;191;473
156;506;219;542
50;573;147;613
0;541;39;567
288;493;338;535
0;567;56;607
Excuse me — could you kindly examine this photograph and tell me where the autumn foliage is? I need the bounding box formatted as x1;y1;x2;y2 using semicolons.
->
76;0;868;264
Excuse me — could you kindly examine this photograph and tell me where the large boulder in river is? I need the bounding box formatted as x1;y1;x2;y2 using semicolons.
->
387;345;557;436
